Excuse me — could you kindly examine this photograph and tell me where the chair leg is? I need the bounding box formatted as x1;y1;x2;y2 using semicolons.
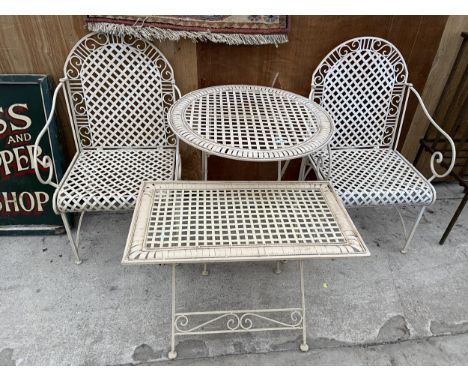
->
60;212;83;265
394;206;408;240
401;206;426;254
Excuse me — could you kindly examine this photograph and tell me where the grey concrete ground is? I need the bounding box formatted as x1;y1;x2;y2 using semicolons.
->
0;183;467;366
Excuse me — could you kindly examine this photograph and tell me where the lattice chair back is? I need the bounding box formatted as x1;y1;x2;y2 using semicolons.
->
63;33;177;150
310;37;409;150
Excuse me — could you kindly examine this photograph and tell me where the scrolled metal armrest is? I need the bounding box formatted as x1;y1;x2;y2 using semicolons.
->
33;80;65;188
408;86;456;182
174;83;182;100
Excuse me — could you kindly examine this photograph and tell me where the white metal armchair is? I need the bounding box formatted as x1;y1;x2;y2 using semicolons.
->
299;37;456;253
33;32;181;264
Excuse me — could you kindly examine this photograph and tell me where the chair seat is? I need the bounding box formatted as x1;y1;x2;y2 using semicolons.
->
55;149;176;213
319;148;435;207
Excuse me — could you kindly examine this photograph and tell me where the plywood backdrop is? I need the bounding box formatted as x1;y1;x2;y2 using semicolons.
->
0;15;448;180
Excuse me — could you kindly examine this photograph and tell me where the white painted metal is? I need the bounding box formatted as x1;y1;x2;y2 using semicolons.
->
55;149;176;212
122;180;369;358
167;260;308;359
300;36;457;251
168;85;335;165
32;32;181;262
122;181;369;264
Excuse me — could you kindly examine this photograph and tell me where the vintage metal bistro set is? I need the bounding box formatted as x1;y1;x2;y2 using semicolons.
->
33;33;456;359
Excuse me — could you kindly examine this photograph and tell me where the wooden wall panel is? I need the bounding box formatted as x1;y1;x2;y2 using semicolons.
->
197;15;448;180
0;16;87;163
402;16;468;165
0;16;447;181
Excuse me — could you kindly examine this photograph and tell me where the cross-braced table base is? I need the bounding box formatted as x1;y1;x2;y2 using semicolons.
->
168;260;309;360
123;181;369;360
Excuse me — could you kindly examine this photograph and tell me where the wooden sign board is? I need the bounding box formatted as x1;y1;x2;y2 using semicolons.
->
0;75;65;235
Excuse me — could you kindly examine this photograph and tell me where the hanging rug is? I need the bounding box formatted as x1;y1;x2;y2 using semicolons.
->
86;15;290;46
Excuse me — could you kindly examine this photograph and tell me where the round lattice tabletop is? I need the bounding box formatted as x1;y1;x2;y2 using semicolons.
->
168;85;334;161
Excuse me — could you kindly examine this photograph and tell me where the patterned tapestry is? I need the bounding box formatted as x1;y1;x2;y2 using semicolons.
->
86;15;290;46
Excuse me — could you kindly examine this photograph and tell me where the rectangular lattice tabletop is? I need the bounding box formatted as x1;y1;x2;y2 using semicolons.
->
123;181;369;264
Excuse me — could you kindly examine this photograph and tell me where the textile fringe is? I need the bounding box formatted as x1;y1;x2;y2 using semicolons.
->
87;22;288;46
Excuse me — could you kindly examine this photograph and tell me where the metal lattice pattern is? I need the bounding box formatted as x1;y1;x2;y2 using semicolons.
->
146;188;344;249
311;37;408;149
169;85;334;161
320;149;435;207
123;181;369;264
64;33;177;149
55;149;176;212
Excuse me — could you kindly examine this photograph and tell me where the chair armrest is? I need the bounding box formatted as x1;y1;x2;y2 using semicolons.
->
174;84;182;100
33;80;65;188
408;85;457;182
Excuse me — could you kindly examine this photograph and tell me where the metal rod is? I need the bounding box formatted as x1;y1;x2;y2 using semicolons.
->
175;326;303;336
202;263;209;276
299;260;309;351
440;191;468;245
202;152;208;181
281;160;290;178
177;307;302;316
298;158;306;180
418;140;467;189
274;260;282;274
168;264;178;360
401;206;426;254
60;213;82;265
75;211;86;249
394;206;408;239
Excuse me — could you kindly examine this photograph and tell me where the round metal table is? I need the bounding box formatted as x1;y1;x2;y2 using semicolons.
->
168;85;334;180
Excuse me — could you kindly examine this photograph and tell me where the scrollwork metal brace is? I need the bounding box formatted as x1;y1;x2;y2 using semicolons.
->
167;260;309;359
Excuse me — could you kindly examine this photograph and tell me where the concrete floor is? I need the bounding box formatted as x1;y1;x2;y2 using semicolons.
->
0;183;467;366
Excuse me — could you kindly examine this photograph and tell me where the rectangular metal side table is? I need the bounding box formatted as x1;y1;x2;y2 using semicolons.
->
122;181;369;359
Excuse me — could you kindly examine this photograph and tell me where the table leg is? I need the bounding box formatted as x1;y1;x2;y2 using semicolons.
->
168;264;178;360
325;144;332;181
274;260;282;274
281;160;290;179
299;260;309;352
200;154;209;279
202;152;208;181
167;261;308;355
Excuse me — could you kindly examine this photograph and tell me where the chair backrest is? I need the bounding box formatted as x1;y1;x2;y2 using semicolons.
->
310;37;409;150
63;32;177;150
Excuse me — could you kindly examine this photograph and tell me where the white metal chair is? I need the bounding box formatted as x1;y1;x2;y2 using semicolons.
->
33;32;181;264
299;37;456;253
